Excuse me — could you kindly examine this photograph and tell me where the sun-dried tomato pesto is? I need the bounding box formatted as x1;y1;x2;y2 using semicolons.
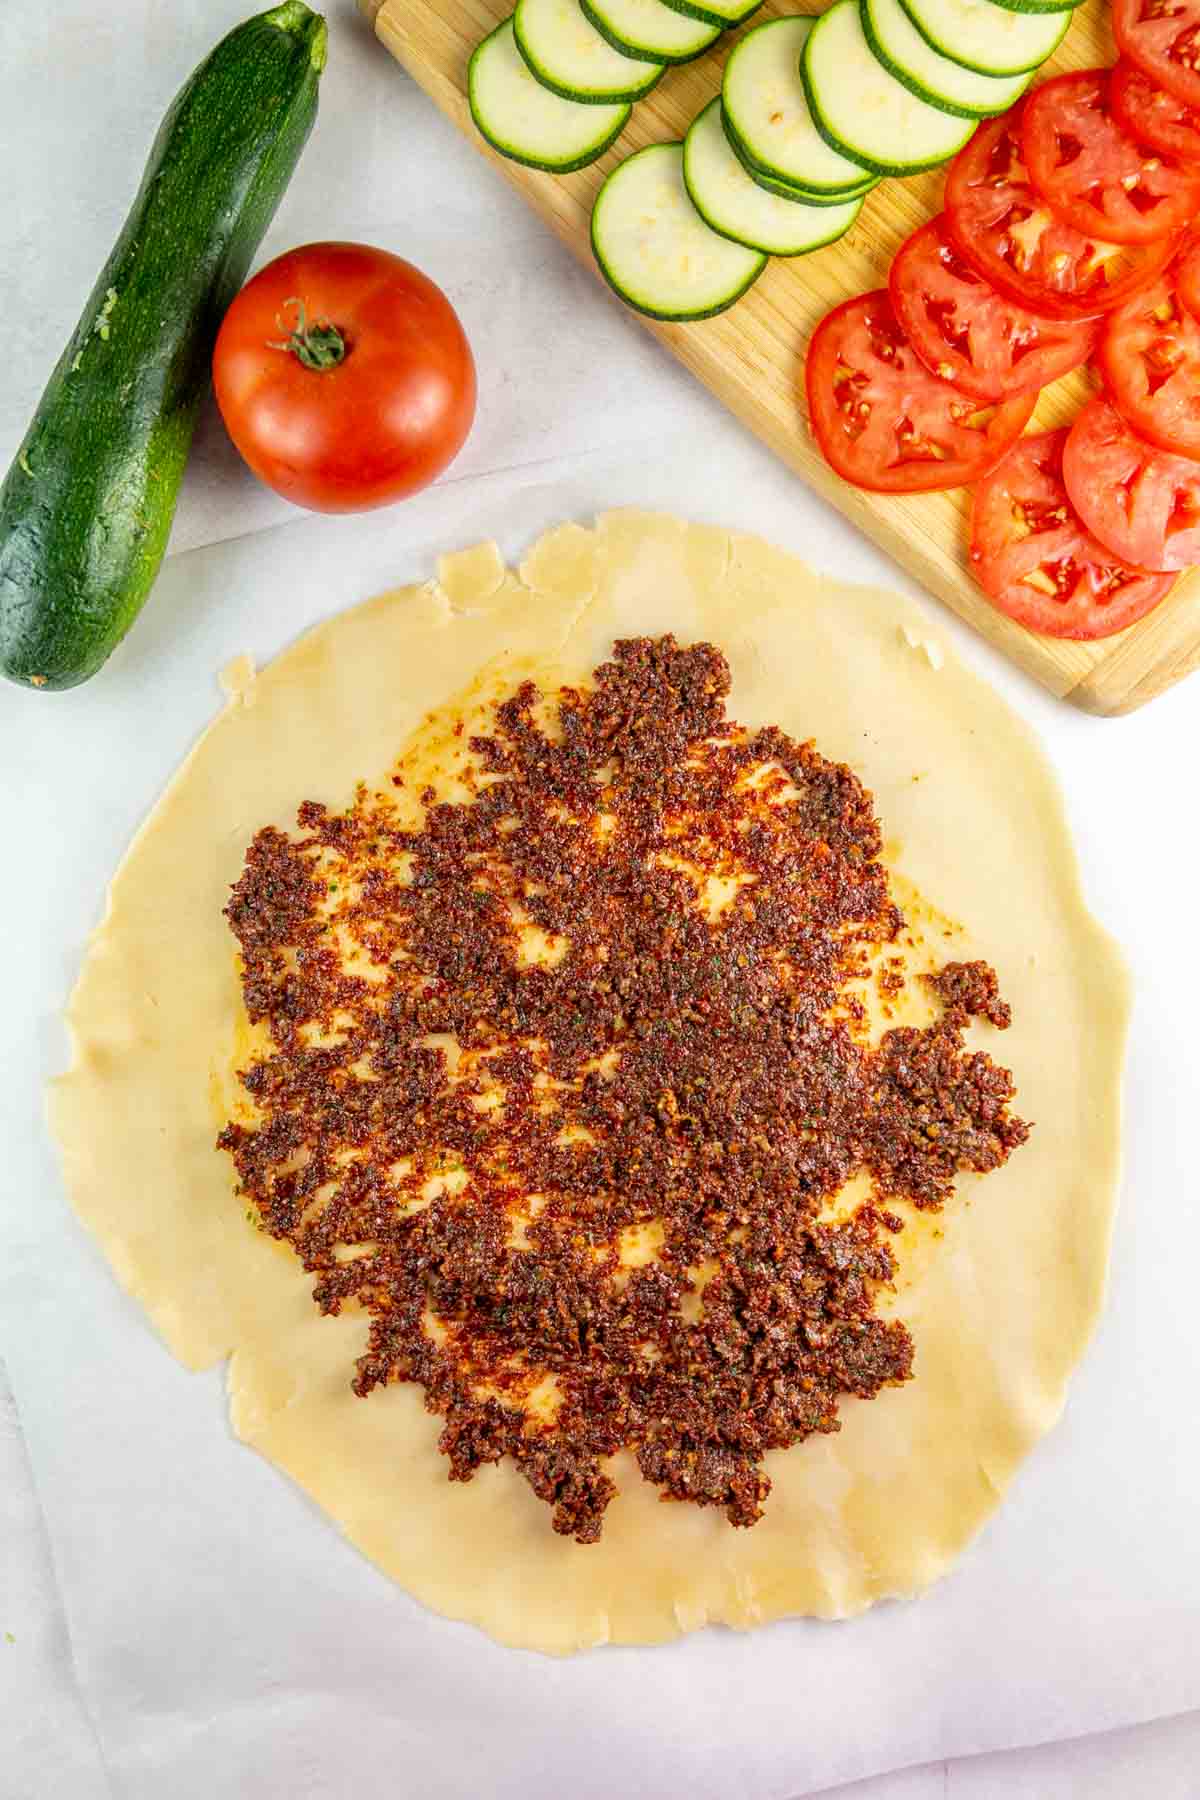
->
218;637;1029;1543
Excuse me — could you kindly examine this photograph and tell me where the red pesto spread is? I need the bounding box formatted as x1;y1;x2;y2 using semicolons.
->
218;637;1028;1543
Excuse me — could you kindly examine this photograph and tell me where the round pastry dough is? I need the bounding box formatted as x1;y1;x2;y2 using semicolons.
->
49;511;1128;1653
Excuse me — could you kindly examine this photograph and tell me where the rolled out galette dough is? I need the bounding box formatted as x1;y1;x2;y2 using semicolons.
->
49;511;1128;1653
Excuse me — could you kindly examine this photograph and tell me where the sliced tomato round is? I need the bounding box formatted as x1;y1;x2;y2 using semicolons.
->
969;429;1175;638
1022;69;1200;244
1114;0;1200;115
944;110;1178;319
806;290;1036;494
1111;58;1200;165
1097;272;1200;458
889;216;1100;403
1063;396;1200;570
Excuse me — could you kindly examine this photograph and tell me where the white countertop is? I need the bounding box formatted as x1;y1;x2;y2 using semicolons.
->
2;3;1198;1795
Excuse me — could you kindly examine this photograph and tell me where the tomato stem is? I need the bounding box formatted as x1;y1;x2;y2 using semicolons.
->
268;297;346;371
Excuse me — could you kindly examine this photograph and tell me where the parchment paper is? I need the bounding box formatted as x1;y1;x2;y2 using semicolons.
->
0;1363;108;1800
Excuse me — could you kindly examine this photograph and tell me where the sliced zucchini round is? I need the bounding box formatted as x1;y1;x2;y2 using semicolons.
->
683;99;864;255
801;0;975;174
723;17;873;194
581;0;721;63
894;0;1071;75
469;20;631;171
657;0;762;31
862;0;1032;116
514;0;664;102
721;105;879;204
591;141;766;320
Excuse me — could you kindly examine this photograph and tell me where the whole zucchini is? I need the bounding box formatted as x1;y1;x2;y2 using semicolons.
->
0;2;326;690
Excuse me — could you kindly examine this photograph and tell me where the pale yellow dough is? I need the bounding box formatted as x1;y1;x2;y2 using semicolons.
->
49;511;1128;1653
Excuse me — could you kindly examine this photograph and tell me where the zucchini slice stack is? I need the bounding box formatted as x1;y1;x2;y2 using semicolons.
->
468;0;1076;321
469;19;635;173
470;0;707;173
470;0;766;175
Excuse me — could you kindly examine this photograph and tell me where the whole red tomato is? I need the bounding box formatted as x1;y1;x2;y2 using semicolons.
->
213;241;476;513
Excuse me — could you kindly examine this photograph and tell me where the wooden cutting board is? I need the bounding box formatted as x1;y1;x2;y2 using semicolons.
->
361;0;1200;711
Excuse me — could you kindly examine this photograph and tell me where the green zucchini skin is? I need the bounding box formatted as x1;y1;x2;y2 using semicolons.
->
0;2;326;691
657;0;762;32
986;0;1081;13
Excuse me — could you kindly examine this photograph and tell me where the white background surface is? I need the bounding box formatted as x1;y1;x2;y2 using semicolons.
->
1;3;1198;1796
